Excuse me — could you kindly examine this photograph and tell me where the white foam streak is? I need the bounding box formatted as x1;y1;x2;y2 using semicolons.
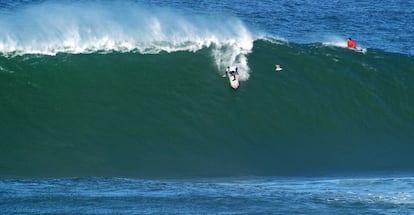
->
0;1;254;79
322;35;367;53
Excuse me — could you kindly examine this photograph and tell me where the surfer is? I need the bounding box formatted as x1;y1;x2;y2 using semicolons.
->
226;66;240;89
275;64;283;72
227;66;238;81
347;38;356;49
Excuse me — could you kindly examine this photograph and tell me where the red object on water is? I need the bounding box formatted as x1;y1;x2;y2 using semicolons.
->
347;38;356;48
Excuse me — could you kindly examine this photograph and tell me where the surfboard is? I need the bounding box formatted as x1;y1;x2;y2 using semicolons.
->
349;47;366;54
355;48;366;54
228;73;239;89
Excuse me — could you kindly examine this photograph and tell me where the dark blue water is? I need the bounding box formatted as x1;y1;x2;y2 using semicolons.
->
136;0;414;55
1;0;413;214
1;176;414;214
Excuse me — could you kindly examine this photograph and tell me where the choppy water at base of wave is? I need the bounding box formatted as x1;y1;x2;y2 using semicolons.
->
1;175;413;214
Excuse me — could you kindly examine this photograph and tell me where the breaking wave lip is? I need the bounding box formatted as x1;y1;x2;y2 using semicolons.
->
321;36;367;53
0;0;254;80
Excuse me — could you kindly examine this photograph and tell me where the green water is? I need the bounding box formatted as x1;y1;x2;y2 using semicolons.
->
1;40;413;177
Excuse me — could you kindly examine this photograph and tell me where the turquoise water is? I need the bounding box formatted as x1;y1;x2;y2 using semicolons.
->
1;0;414;213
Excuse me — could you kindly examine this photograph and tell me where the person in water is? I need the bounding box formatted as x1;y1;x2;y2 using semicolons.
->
347;38;356;49
226;66;238;81
226;66;239;81
275;64;283;72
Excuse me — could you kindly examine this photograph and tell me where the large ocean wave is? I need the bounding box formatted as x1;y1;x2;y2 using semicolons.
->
1;1;414;178
1;38;413;177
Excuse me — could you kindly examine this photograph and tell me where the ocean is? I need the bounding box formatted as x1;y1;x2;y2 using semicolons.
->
1;0;413;214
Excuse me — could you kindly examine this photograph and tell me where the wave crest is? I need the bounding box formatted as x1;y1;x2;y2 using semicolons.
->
0;1;253;79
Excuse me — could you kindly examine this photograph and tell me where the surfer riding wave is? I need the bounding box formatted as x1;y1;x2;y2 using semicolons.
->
226;66;238;81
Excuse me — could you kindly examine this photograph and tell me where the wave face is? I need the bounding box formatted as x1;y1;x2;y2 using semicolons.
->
0;1;414;177
1;39;413;177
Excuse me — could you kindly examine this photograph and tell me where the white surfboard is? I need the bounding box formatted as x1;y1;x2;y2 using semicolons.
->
349;47;367;54
228;73;239;89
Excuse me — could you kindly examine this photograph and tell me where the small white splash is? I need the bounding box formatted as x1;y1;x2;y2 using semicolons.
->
0;65;14;74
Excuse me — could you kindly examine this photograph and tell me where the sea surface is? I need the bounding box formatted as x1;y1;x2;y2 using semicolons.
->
1;0;413;214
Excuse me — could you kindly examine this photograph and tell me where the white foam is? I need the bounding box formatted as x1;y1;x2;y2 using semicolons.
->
0;1;254;80
319;35;347;48
322;35;367;53
258;35;288;45
0;65;14;74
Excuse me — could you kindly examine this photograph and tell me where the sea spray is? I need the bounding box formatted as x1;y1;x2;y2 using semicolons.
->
0;0;253;79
